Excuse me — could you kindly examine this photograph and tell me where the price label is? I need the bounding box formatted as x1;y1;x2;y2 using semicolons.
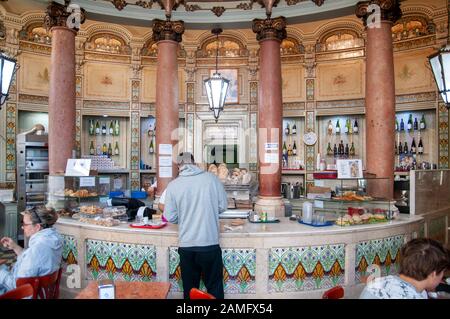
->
80;177;95;187
99;177;110;185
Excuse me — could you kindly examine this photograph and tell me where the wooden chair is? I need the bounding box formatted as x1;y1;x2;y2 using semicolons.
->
322;286;344;299
189;288;216;299
0;283;34;299
16;267;62;299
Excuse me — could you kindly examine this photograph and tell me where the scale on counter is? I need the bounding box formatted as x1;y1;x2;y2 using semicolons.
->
219;210;250;219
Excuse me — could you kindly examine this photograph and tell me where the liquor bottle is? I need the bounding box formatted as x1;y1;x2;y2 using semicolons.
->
344;143;349;156
339;140;344;155
398;141;403;154
335;120;341;134
285;123;290;135
327;142;333;156
95;121;100;135
418;138;424;155
420;114;426;130
114;141;120;155
149;138;154;154
407;114;413;131
400;118;405;131
282;141;287;155
89;120;94;136
108;143;113;157
333;144;338;157
293;141;297;156
102;143;107;155
288;144;293;156
403;141;409;154
353;119;359;134
350;142;356;156
413;117;418;131
292;123;297;135
394;142;398;155
327;120;333;135
349;119;353;134
344;119;349;134
102;122;107;135
89;141;95;155
114;120;120;136
395;117;399;132
109;121;114;135
411;138;416;154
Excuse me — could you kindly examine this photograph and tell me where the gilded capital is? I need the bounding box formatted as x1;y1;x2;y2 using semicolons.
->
252;16;287;42
44;1;86;32
355;0;402;26
152;19;185;43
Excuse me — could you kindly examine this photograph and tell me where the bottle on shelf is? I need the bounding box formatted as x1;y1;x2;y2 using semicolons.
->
108;143;113;157
350;142;355;156
353;119;359;134
339;140;344;155
420;114;426;130
285;123;290;135
96;144;101;156
403;141;409;154
394;142;398;155
102;122;107;135
114;120;120;136
292;123;297;135
102;143;107;155
327;120;333;135
344;119;349;134
89;120;94;136
114;141;120;155
293;141;297;156
400;118;405;131
398;141;403;154
407;114;413;131
349;119;353;134
149;138;154;154
333;144;338;157
344;143;349;156
95;120;100;135
327;142;333;156
411;138;416;155
282;141;287;156
335;120;341;134
89;141;95;155
288;144;293;156
109;121;114;135
418;137;424;155
413;117;418;131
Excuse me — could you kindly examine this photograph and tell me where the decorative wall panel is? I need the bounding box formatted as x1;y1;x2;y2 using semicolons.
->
83;100;130;110
6;103;16;172
61;234;78;272
75;110;81;155
141;67;157;102
282;65;305;102
84;63;130;101
130;112;140;171
438;102;449;169
18;53;50;95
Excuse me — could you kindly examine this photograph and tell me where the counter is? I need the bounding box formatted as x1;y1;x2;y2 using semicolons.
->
55;215;424;299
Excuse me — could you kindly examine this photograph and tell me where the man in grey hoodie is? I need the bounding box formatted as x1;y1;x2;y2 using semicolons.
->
163;152;228;299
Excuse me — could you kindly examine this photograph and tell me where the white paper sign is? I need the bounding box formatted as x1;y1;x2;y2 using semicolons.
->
264;153;279;164
314;200;324;208
65;159;91;176
159;144;173;155
159;166;173;178
99;177;110;185
113;178;123;190
158;156;172;167
80;177;95;187
264;143;279;151
336;159;363;179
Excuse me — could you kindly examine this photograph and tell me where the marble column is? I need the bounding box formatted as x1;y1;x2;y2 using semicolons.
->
356;0;402;199
252;16;287;217
45;2;85;174
153;19;185;196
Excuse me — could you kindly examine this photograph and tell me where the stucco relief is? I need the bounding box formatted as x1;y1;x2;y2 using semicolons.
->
84;62;130;101
394;49;435;95
141;67;185;103
18;53;50;95
316;60;364;101
281;65;305;102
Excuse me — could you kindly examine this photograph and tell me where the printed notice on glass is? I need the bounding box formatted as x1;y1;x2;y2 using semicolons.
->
159;166;172;178
159;144;172;155
159;156;172;167
113;178;123;190
264;153;279;164
264;143;278;151
65;159;91;176
99;177;110;185
337;159;363;179
80;177;96;187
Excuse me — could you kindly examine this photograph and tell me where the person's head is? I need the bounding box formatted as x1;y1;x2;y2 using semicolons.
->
21;205;59;237
176;152;195;168
399;238;450;290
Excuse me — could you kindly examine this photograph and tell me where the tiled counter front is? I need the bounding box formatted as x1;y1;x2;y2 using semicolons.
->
55;216;423;299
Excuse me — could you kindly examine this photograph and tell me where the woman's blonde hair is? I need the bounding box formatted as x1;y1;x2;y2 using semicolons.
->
22;205;58;229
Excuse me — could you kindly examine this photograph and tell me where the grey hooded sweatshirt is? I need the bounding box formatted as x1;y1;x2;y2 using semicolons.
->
163;164;228;248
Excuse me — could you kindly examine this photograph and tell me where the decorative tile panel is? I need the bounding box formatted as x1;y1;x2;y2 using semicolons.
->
132;80;140;102
438;102;449;169
355;235;405;283
305;111;315;171
250;81;258;104
130;171;140;190
169;247;256;294
86;239;157;282
306;79;314;101
75;76;82;98
268;245;345;292
6;103;16;171
187;82;194;103
250;112;257;167
428;216;447;244
61;234;78;272
75;110;81;155
130;112;140;185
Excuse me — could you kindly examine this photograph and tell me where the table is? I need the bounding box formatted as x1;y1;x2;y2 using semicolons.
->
75;281;171;299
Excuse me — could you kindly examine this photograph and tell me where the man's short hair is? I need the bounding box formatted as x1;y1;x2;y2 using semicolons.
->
176;152;195;166
399;238;450;281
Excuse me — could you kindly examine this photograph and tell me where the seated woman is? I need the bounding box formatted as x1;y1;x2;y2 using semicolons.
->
360;238;450;299
0;206;62;295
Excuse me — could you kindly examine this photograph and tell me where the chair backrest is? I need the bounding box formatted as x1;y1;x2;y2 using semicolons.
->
0;283;34;299
16;267;62;299
189;288;216;299
322;285;344;299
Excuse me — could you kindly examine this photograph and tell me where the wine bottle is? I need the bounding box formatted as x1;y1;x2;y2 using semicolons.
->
333;144;338;157
420;114;426;130
418;137;424;155
327;142;333;156
282;141;287;155
109;121;114;135
327;120;333;135
403;141;409;154
108;143;113;157
398;141;403;154
293;141;297;156
335;120;341;134
350;142;356;156
339;140;344;155
345;143;349;156
102;143;107;155
149;139;154;154
102;122;107;135
353;119;359;134
394;142;398;155
114;141;120;155
288;144;293;156
344;119;349;134
89;120;94;136
400;118;405;131
292;123;297;135
413;117;418;131
95;121;100;135
411;138;416;154
114;120;120;136
349;119;353;134
395;117;399;132
96;145;101;156
285;123;290;135
89;141;95;155
407;114;413;131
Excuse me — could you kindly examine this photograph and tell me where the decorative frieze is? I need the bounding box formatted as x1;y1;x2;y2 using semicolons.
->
132;80;140;102
130;112;140;171
84;52;131;63
83;100;130;110
283;102;305;110
317;99;365;110
252;16;287;42
141;103;155;112
18;94;50;105
438;102;449;169
6;103;16;172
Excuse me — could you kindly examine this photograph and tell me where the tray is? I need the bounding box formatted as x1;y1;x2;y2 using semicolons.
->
298;220;334;227
130;222;167;229
247;217;280;223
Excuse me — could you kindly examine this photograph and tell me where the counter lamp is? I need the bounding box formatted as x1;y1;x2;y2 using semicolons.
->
0;52;17;109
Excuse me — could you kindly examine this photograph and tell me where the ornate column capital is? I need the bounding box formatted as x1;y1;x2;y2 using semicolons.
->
152;19;185;43
355;0;402;26
252;16;287;42
44;1;86;32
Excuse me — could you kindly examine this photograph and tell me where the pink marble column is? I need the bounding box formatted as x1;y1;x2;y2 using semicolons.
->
357;1;402;199
252;16;287;217
153;19;185;196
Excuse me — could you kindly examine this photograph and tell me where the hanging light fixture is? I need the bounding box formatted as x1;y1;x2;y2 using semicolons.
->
203;28;230;123
429;4;450;109
0;52;17;109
